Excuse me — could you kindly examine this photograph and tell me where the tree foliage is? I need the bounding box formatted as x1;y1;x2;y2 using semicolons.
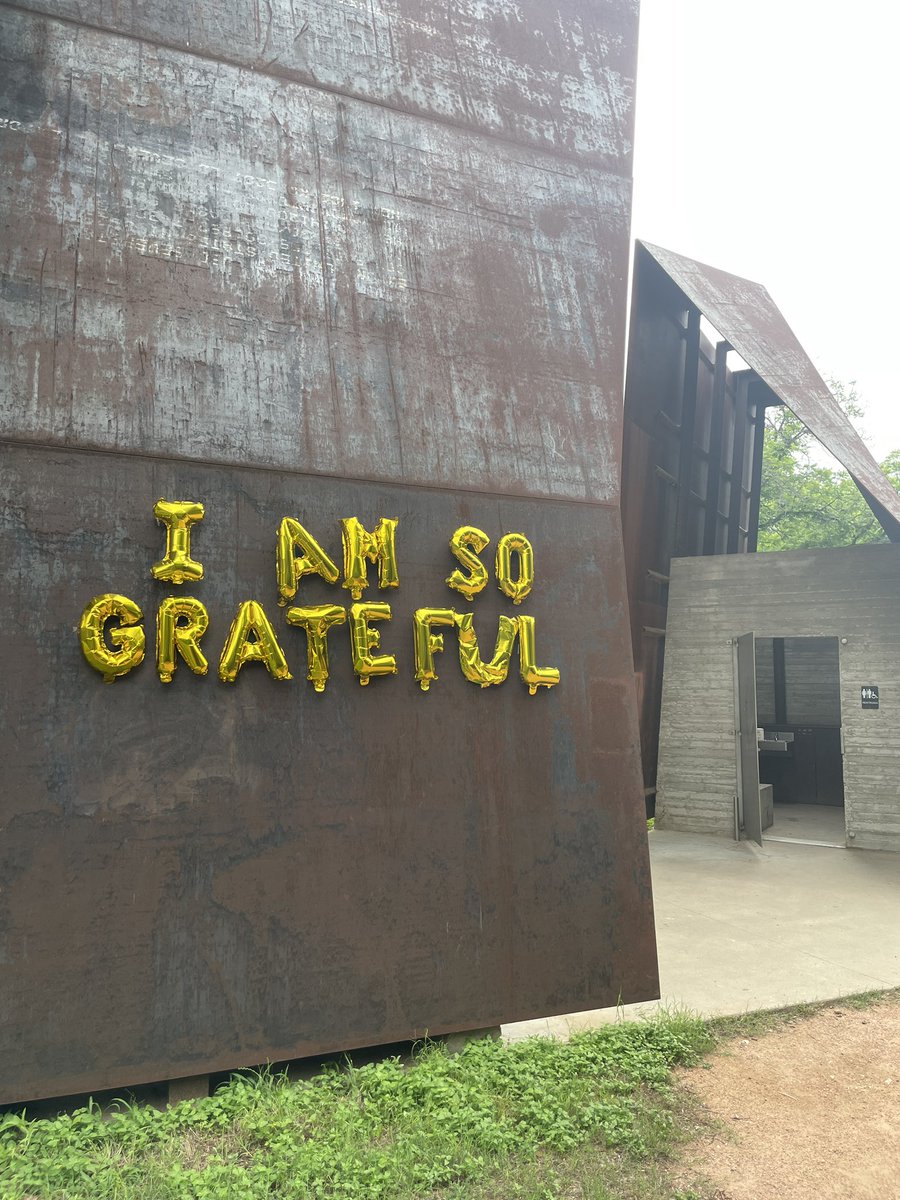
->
757;382;900;552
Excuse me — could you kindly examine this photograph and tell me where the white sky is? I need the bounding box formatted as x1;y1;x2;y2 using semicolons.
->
631;0;900;460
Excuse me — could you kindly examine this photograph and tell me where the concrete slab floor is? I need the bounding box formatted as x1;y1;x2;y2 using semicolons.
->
503;828;900;1043
765;802;846;847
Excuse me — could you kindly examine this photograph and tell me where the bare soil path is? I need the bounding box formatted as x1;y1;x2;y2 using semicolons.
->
679;999;900;1199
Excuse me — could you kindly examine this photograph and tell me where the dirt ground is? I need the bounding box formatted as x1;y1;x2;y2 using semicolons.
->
679;999;900;1200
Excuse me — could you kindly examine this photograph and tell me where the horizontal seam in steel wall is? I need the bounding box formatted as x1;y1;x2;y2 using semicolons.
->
0;0;630;177
0;435;622;512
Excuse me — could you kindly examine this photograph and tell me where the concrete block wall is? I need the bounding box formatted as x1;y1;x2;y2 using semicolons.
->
656;545;900;851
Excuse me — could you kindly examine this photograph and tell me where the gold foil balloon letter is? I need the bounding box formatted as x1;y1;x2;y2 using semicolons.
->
79;594;145;683
150;500;205;585
495;533;534;605
218;601;292;683
285;604;347;692
456;612;518;687
156;596;210;683
341;517;400;601
446;526;490;599
518;615;560;695
413;608;457;692
276;517;340;606
349;603;397;686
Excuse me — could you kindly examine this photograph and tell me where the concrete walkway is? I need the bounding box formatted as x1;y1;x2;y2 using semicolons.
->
504;828;900;1041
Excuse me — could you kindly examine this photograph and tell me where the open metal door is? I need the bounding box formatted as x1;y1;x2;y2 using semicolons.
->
733;633;762;844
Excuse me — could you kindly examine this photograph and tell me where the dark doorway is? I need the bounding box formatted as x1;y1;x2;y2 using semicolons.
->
755;636;845;847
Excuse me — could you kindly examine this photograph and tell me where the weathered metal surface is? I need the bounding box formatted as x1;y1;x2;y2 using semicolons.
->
9;0;639;166
640;241;900;541
621;246;764;799
0;6;631;503
0;443;657;1103
0;0;657;1101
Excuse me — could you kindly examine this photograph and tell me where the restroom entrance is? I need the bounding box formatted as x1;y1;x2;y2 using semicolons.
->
755;635;846;845
755;636;844;846
733;634;845;846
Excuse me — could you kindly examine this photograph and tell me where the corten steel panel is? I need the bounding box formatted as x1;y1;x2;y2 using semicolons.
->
621;248;761;797
639;241;900;541
0;7;631;503
1;0;656;1102
10;0;639;167
0;443;658;1103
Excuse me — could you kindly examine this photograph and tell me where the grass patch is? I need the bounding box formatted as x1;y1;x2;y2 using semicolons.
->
7;993;898;1199
0;1014;712;1200
706;986;900;1043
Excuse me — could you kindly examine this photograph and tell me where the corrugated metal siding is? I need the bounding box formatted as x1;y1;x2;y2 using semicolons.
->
656;546;900;851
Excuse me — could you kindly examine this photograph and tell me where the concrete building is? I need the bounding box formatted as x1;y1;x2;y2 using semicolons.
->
656;545;900;852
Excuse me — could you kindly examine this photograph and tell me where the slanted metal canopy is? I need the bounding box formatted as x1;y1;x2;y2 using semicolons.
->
640;241;900;542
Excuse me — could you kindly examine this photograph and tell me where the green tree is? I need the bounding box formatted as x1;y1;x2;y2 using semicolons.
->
757;382;900;551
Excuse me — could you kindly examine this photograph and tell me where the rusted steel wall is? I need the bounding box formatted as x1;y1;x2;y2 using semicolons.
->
0;0;657;1102
0;3;634;499
622;247;766;801
638;241;900;541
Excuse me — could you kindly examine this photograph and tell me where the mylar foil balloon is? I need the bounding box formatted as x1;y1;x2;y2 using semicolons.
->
156;596;210;683
79;593;145;683
517;615;560;695
495;533;534;605
276;517;340;606
218;600;292;683
285;604;347;692
341;517;399;601
455;612;518;687
413;608;457;692
349;603;397;686
151;499;205;584
446;526;490;599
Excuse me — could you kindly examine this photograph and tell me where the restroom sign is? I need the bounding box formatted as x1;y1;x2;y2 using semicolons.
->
861;685;880;710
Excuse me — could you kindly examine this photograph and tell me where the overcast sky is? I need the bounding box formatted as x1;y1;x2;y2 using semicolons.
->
631;0;899;460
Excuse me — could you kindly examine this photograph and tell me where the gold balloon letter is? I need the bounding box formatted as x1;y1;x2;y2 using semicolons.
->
518;615;560;695
413;608;457;692
285;604;347;692
276;517;340;606
349;603;397;686
151;499;205;584
456;612;518;688
218;601;292;683
79;594;145;683
341;517;399;601
496;533;534;605
446;526;490;600
156;596;209;683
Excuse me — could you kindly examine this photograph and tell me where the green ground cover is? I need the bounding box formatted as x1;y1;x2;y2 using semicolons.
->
1;1015;711;1200
9;991;896;1200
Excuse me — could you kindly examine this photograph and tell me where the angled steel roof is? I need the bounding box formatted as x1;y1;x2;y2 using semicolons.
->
639;240;900;542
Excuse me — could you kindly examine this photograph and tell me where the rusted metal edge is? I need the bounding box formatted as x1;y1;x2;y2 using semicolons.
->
638;241;900;542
